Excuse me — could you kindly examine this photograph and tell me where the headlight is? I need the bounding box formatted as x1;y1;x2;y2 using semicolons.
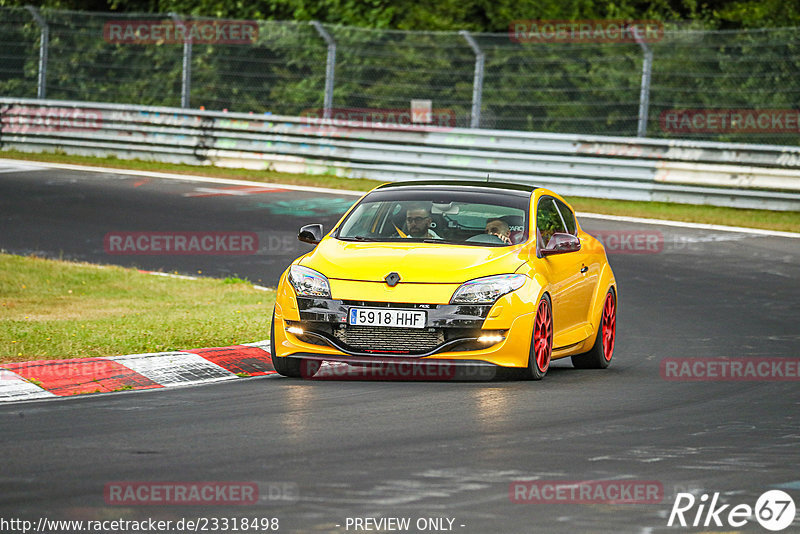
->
288;265;331;298
450;274;527;304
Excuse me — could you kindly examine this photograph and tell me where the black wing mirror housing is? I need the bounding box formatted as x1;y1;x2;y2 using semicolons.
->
298;224;324;245
541;233;581;256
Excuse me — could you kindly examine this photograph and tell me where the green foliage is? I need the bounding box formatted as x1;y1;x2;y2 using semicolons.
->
1;3;798;143
3;0;800;30
536;200;564;245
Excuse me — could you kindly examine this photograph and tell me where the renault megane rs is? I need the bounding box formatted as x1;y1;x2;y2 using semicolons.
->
270;181;617;380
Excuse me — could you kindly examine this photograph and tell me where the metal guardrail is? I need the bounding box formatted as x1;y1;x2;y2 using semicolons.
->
2;98;800;211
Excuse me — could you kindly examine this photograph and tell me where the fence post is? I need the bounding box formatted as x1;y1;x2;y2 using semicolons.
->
633;28;653;138
460;30;484;129
311;21;336;120
25;5;49;99
170;13;192;108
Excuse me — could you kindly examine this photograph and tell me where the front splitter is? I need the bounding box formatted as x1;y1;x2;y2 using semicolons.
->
286;353;504;381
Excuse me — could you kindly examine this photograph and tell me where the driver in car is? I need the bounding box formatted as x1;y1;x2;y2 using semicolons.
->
485;218;512;244
404;205;442;239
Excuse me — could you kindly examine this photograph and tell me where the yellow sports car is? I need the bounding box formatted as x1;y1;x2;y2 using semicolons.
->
270;181;617;380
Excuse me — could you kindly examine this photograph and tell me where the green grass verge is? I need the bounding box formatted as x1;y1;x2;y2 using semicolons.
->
2;149;799;232
0;253;274;363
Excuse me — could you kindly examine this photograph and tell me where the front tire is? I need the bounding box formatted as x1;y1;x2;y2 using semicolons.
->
270;310;303;377
571;289;616;369
523;294;553;380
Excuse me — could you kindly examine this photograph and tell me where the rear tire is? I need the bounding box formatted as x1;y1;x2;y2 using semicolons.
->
523;294;552;380
270;310;303;378
571;289;616;369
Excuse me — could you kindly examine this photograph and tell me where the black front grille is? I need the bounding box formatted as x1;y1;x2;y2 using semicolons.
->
334;325;444;354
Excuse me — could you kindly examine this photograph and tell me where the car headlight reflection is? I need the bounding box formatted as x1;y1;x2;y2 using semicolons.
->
450;274;527;304
288;265;331;298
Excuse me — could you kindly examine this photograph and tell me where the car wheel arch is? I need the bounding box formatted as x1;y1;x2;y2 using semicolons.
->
588;263;616;329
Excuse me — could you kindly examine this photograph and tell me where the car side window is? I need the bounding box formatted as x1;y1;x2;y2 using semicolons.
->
554;199;577;235
536;197;567;248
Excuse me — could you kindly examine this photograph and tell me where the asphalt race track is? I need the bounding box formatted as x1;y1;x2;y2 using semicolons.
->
1;162;799;533
0;163;355;285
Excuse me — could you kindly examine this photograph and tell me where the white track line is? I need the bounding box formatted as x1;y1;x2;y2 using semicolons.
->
139;270;274;291
0;164;42;174
0;158;364;196
577;212;800;238
2;157;796;238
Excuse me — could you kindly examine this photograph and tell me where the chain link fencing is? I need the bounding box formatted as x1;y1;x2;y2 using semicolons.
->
1;7;799;145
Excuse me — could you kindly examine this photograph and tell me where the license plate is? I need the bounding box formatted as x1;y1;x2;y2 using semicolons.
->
348;307;427;329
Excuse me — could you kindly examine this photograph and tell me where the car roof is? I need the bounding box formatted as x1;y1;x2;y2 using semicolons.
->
375;180;538;195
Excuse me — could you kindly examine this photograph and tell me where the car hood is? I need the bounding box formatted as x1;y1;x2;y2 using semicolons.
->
299;238;527;284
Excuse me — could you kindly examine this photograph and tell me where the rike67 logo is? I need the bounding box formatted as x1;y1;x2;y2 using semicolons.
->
668;490;796;531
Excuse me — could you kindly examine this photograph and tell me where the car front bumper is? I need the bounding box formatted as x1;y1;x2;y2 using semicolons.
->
272;296;535;369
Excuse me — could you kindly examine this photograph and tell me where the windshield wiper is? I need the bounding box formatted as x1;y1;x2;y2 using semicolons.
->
338;236;380;242
422;239;462;244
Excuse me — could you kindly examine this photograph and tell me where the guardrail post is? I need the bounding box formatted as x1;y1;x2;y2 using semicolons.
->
310;21;336;120
460;30;484;129
633;27;653;138
170;13;192;108
25;5;49;99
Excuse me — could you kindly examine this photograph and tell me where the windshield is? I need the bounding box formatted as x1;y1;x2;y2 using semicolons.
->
335;188;530;246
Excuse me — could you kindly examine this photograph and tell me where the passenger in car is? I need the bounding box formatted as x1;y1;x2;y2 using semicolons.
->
485;218;512;244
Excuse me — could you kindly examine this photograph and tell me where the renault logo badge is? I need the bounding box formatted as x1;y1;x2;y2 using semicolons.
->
384;272;401;287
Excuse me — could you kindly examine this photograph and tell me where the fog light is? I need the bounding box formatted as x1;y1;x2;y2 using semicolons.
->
477;334;504;344
287;326;304;335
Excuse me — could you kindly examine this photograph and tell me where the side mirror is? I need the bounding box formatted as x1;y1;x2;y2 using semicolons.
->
541;233;581;256
298;224;323;245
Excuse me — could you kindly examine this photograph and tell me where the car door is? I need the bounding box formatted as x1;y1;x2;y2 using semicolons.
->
553;198;598;337
536;196;595;347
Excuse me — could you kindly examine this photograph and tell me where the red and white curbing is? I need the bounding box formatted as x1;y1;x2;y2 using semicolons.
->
0;341;275;402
